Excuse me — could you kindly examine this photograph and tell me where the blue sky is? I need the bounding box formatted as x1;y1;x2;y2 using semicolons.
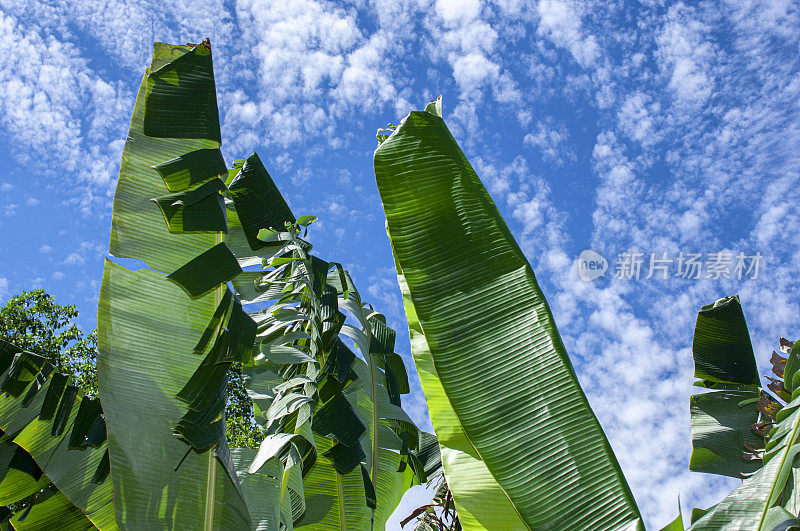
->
1;0;799;528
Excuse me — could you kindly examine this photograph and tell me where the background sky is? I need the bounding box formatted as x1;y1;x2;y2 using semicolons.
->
0;0;798;528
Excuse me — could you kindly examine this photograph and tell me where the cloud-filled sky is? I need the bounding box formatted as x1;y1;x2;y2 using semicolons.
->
1;0;799;527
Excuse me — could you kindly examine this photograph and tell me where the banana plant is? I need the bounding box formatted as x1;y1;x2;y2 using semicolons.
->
96;37;431;530
0;338;115;529
685;296;800;530
374;98;643;530
98;39;269;529
225;153;437;529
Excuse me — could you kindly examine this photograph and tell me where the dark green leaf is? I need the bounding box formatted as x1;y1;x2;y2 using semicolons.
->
166;242;242;298
368;318;395;357
38;373;67;421
91;450;110;485
143;41;221;142
322;442;365;475
693;296;759;386
312;394;366;448
50;385;77;437
361;464;376;510
67;397;102;450
151;178;227;233
152;148;227;192
0;353;47;398
194;287;233;353
384;353;409;394
20;363;53;407
321;338;356;384
689;390;763;478
8;445;43;481
416;431;442;477
228;153;295;251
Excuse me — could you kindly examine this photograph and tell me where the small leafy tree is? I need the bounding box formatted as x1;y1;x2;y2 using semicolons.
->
0;289;97;395
0;290;262;448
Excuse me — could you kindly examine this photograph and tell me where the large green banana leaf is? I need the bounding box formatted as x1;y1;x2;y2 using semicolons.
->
374;102;643;529
98;41;254;529
689;295;764;479
0;339;115;529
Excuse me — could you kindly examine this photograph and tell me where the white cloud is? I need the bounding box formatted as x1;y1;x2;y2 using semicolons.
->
451;53;500;92
523;119;575;165
38;245;52;254
0;11;130;213
0;1;798;528
536;0;599;68
436;0;481;25
0;183;12;192
64;252;85;266
0;277;8;300
61;240;106;267
656;5;716;106
617;92;662;148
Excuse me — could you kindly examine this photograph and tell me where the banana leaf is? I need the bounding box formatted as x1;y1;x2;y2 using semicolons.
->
688;298;800;528
0;342;115;529
689;296;764;479
374;102;643;529
98;40;251;529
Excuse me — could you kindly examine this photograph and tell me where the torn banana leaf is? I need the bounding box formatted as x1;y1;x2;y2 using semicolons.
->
690;296;763;479
100;40;250;529
0;347;115;529
109;41;226;274
98;261;249;528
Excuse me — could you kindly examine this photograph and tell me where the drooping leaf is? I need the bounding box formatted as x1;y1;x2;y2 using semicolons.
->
98;261;249;528
8;486;95;530
231;447;282;531
109;42;225;274
688;329;800;528
152;148;227;192
100;40;256;529
688;296;764;479
690;391;763;478
143;40;220;142
0;350;116;528
151;178;227;233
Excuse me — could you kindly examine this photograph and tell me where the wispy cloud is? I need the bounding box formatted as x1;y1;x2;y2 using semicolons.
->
1;1;799;527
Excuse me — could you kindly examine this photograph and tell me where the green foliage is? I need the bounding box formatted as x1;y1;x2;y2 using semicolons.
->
225;363;263;449
0;342;116;528
0;289;257;448
685;296;800;529
0;290;97;395
228;152;431;529
375;100;642;529
93;39;426;530
688;295;764;479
